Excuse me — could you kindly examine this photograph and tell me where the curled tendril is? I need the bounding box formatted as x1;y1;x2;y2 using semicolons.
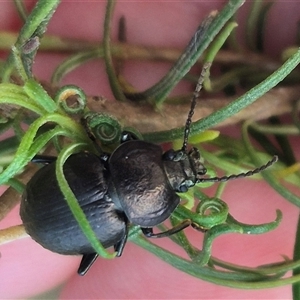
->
84;112;122;146
174;189;282;266
193;201;282;265
193;210;282;266
226;210;283;235
195;223;243;265
55;85;86;114
195;197;229;228
192;190;229;228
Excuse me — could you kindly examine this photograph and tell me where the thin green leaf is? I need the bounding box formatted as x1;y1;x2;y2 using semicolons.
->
226;210;282;235
103;0;126;101
132;235;300;288
0;113;89;185
246;0;264;51
23;79;58;113
51;49;103;85
125;0;245;104
55;143;116;259
1;0;60;81
204;21;238;64
13;0;28;22
0;83;46;115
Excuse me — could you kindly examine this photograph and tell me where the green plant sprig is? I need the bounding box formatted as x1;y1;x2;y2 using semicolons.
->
169;190;282;265
13;0;28;22
143;48;300;143
121;0;245;105
0;78;94;186
132;233;300;289
0;114;89;185
1;0;61;81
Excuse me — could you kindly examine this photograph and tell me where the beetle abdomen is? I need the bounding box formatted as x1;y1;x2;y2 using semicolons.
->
21;153;126;255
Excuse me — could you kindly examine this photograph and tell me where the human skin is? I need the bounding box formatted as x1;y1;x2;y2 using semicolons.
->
0;1;299;299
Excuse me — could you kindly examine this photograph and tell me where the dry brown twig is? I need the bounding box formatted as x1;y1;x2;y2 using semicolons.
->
1;85;299;134
87;85;300;133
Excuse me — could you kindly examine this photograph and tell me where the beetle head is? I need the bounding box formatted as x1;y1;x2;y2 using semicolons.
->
163;147;206;193
164;63;277;192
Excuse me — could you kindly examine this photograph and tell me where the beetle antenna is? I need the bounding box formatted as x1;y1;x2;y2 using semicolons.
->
197;155;278;183
181;63;211;153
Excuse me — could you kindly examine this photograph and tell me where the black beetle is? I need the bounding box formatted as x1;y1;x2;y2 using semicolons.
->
20;65;277;275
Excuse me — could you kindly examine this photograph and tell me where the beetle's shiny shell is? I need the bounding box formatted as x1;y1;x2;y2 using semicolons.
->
109;140;180;227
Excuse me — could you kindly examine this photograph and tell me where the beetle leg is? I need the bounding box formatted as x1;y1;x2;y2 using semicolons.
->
114;219;129;256
113;232;127;257
77;221;129;275
77;253;99;276
120;131;140;143
191;222;207;232
31;155;57;164
142;220;206;238
142;220;191;238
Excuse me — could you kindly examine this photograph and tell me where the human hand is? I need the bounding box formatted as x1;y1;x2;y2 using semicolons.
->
0;1;299;299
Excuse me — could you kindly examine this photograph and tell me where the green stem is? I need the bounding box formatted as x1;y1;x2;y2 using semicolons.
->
51;49;103;85
0;83;47;115
103;0;126;101
246;0;263;51
250;122;300;135
1;0;60;81
132;234;300;288
0;113;90;185
13;0;28;22
205;21;238;63
126;0;245;104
